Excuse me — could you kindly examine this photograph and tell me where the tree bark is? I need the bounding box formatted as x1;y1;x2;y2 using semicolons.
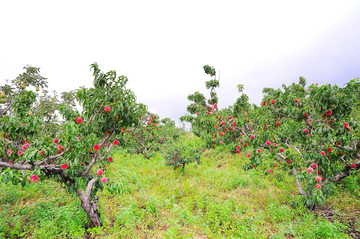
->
76;178;102;227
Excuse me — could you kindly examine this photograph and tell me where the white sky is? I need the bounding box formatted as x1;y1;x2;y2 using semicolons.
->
1;0;359;123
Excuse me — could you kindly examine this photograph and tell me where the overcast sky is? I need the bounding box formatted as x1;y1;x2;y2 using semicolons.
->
1;0;359;123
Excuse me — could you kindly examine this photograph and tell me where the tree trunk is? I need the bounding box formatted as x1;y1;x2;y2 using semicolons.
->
76;178;102;227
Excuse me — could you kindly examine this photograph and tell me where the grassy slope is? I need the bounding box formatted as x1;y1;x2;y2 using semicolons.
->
1;145;359;238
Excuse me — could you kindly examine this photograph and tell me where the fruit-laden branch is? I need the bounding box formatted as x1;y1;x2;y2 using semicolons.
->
98;144;113;161
100;132;114;147
137;146;154;157
2;138;70;166
87;105;111;126
2;138;25;153
42;164;67;177
0;160;67;181
324;161;360;184
81;132;114;177
81;152;99;177
258;144;272;152
36;148;70;166
333;142;360;158
42;100;68;117
234;127;248;136
307;117;325;123
304;119;314;129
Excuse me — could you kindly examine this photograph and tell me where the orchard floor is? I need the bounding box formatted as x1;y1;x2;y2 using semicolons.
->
1;148;359;238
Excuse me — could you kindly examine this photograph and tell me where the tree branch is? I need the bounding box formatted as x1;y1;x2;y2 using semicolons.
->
81;132;114;177
81;153;98;177
334;145;353;150
325;161;360;183
277;152;286;161
100;131;114;147
0;101;14;116
0;161;33;170
269;107;296;119
36;147;69;166
2;138;25;152
285;142;302;155
235;127;248;137
87;113;96;126
292;167;306;195
86;178;98;198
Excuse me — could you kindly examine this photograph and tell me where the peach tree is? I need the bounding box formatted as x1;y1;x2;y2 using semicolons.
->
0;63;145;227
255;77;360;206
182;65;360;207
163;134;204;172
124;111;181;159
180;65;220;148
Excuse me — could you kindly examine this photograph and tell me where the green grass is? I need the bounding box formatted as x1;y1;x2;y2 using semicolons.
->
1;147;359;238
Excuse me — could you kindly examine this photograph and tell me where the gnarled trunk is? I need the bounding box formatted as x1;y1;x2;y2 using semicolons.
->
76;178;102;227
